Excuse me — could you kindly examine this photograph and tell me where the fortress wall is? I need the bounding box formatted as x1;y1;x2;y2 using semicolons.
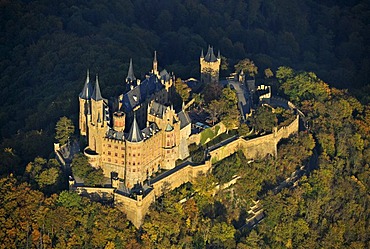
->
209;139;241;162
208;115;299;163
114;190;155;228
238;134;277;159
276;115;299;140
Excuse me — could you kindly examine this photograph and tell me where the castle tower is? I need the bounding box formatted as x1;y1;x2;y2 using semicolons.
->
79;69;93;136
152;51;158;76
125;114;144;188
200;45;221;84
126;58;136;85
89;74;105;154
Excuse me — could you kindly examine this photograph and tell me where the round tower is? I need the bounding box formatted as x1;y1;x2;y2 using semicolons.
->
113;111;126;131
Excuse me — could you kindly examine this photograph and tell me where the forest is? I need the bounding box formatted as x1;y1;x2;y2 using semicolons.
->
0;0;369;248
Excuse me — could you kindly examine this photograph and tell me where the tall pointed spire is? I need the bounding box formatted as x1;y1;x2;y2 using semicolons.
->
152;51;158;75
126;58;136;83
200;49;204;58
127;113;143;142
79;69;93;99
217;50;221;59
91;74;103;101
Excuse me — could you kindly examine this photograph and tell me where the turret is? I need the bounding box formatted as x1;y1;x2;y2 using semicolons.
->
79;69;93;136
200;46;221;84
113;111;126;131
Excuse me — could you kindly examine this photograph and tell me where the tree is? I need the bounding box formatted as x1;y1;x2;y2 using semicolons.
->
238;123;250;137
84;168;104;186
252;106;277;133
55;116;75;145
234;58;258;77
174;78;190;103
71;153;91;179
207;99;226;125
264;68;274;78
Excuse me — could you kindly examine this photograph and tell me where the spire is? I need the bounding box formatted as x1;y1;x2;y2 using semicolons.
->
153;51;157;63
152;51;158;74
127;113;143;142
91;74;103;101
200;49;204;58
126;58;136;83
217;50;221;59
79;69;93;99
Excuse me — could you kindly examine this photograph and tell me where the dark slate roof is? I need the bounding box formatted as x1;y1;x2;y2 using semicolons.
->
149;101;167;118
126;58;136;82
106;129;125;141
91;75;103;101
178;110;191;129
159;69;170;82
141;123;160;140
122;74;164;112
79;70;93;99
126;114;143;142
204;46;218;62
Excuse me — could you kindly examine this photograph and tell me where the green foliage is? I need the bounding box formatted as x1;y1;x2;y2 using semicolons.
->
57;191;82;208
71;153;104;186
24;156;62;192
200;128;215;145
55;116;75;145
234;58;258;77
252;106;277;133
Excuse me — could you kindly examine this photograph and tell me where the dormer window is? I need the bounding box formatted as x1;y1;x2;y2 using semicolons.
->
133;95;138;102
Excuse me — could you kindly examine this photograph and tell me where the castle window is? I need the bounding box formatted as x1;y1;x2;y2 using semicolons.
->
138;162;140;165
138;153;140;156
121;147;124;150
133;162;135;165
107;144;111;148
114;146;118;149
115;153;118;157
108;151;111;155
133;169;135;172
129;153;131;156
115;159;117;163
108;158;111;162
121;154;124;158
122;161;124;164
133;154;135;157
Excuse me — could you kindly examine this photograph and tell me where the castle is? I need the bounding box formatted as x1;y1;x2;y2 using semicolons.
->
78;52;197;188
70;46;302;228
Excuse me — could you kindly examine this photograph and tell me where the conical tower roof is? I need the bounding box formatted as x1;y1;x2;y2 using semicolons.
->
127;114;143;142
79;69;93;99
91;74;103;101
204;45;217;62
126;58;136;83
